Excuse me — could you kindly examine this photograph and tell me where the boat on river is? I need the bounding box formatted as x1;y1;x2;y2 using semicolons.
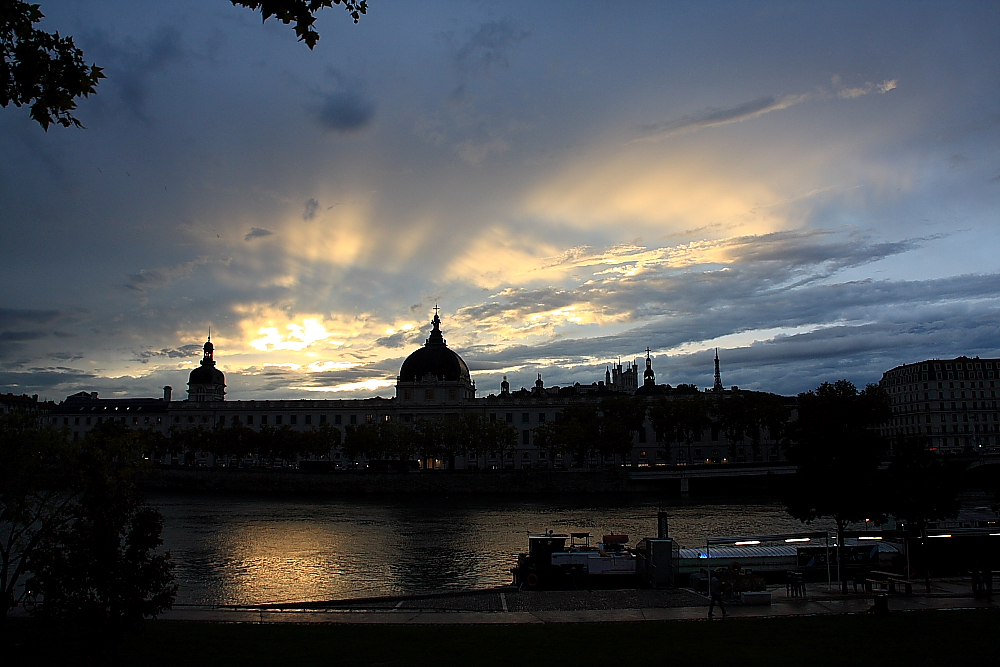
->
511;531;643;590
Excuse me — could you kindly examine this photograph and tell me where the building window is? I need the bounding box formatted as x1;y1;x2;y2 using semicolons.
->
449;389;457;400
305;415;312;425
425;389;434;400
275;415;283;425
506;413;513;423
188;416;195;423
404;390;411;400
522;430;530;445
522;413;530;423
538;413;546;423
489;413;496;422
349;415;357;425
247;415;254;424
74;417;80;425
261;415;268;425
334;414;342;425
320;414;327;424
289;415;297;425
366;414;374;424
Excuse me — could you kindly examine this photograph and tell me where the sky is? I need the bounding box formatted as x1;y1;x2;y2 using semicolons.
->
1;1;999;403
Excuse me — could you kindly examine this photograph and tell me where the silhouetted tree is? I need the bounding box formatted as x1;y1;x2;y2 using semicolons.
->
780;380;890;591
647;397;678;462
3;1;366;129
25;421;176;650
234;1;368;48
880;434;961;534
715;392;751;459
0;412;76;621
534;405;600;467
0;0;104;128
596;396;647;464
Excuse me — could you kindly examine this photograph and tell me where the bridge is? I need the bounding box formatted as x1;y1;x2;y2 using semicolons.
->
628;463;797;492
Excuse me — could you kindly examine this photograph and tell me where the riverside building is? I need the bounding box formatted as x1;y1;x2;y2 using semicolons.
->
880;356;1000;454
46;311;787;469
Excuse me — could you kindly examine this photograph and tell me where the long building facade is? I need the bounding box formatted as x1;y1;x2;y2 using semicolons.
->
46;311;790;469
880;356;1000;454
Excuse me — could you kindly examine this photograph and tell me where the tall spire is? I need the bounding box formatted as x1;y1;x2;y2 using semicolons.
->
644;347;655;386
713;348;724;393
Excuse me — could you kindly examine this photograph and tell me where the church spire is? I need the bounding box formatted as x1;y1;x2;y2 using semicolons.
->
643;347;655;386
425;305;446;346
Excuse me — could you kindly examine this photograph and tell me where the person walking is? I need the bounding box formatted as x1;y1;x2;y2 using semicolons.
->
708;572;727;618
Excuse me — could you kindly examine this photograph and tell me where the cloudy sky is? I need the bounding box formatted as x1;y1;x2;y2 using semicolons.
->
2;1;998;402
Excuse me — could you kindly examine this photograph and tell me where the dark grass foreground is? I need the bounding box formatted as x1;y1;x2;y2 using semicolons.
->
6;609;997;667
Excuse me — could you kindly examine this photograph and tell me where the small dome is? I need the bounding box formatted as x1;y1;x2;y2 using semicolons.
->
187;335;226;401
398;312;471;383
189;363;225;386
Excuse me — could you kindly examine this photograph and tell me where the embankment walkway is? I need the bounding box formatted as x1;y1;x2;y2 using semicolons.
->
154;577;997;625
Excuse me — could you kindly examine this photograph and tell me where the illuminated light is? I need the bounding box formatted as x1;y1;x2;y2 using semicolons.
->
858;536;882;540
927;534;952;538
785;538;811;543
251;318;332;351
291;379;395;393
734;541;760;546
306;360;359;373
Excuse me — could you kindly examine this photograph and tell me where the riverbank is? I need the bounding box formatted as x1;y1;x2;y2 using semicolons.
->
7;605;997;666
140;466;781;496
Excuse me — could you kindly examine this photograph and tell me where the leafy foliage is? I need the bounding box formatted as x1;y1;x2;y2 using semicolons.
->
879;434;961;532
0;0;104;129
233;0;368;48
534;405;600;466
780;380;890;590
26;421;177;634
0;412;77;617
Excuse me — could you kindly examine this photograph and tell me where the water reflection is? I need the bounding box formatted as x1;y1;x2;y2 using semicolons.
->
151;493;834;606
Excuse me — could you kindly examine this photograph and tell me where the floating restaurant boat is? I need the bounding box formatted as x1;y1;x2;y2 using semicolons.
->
511;529;680;590
511;531;639;590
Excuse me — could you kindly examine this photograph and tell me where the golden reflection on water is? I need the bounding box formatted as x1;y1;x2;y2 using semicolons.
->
153;494;836;606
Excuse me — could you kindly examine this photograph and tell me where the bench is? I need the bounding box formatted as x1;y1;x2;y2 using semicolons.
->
869;571;913;595
786;571;806;598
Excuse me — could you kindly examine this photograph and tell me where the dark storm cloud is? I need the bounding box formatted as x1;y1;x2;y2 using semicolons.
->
125;258;211;293
0;368;98;391
0;308;61;327
244;227;274;241
638;96;805;141
133;344;203;364
374;330;422;349
47;352;85;362
0;331;48;341
315;91;376;133
80;24;187;122
452;19;532;77
302;198;319;220
720;230;928;273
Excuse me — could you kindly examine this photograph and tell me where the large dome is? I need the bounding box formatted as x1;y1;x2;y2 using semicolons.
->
398;313;472;383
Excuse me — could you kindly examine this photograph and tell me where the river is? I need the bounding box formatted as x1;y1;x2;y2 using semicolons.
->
151;492;836;605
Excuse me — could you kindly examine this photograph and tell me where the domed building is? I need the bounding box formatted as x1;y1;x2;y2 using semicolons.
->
187;336;226;402
396;309;475;408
